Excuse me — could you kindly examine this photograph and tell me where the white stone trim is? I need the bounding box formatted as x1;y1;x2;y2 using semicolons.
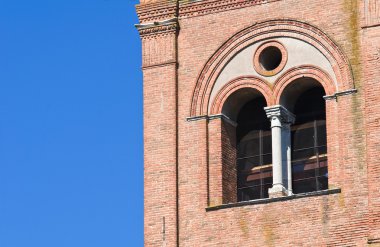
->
186;114;238;127
323;88;357;100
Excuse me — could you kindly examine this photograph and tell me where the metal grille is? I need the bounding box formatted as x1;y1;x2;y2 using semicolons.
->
291;120;328;194
236;97;272;202
291;87;328;194
237;130;272;201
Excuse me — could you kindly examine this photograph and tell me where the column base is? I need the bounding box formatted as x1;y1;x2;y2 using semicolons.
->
268;185;288;198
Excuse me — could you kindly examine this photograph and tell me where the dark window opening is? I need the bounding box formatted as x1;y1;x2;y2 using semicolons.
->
259;46;282;71
291;87;328;194
236;97;272;201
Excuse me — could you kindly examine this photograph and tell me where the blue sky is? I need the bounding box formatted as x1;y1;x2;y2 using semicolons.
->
0;0;143;246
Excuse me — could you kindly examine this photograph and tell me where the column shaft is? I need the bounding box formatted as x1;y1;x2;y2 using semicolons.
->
265;105;295;198
271;118;283;187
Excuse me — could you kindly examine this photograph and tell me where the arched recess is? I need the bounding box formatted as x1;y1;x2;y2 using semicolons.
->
210;76;274;118
190;19;354;116
208;86;270;205
278;77;329;194
273;65;336;106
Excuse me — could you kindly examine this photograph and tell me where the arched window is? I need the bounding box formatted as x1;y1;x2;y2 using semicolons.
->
236;96;272;201
279;78;328;195
291;87;328;193
214;78;329;204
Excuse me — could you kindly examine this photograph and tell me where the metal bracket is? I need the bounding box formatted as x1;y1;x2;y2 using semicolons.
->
323;88;358;101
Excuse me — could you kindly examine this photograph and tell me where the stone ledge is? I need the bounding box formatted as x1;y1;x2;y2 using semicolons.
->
368;238;380;244
206;188;341;212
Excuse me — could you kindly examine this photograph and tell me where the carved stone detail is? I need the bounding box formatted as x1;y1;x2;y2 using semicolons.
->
264;105;295;125
264;105;295;198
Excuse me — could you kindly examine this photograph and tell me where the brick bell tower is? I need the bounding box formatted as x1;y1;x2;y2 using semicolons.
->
135;0;380;246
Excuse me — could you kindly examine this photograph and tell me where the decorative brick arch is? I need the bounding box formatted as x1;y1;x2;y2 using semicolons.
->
210;76;274;115
273;65;336;105
190;19;354;117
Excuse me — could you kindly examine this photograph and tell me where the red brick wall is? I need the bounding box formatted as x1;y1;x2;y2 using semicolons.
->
136;0;380;246
139;23;178;246
364;22;380;244
208;118;223;206
221;120;237;204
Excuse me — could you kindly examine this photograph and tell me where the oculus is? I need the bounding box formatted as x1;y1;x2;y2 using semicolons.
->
254;41;287;77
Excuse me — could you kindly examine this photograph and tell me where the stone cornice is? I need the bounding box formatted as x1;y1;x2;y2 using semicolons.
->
135;18;179;38
186;113;238;127
206;189;341;211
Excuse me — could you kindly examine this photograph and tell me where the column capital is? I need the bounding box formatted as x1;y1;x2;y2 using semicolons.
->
264;105;295;125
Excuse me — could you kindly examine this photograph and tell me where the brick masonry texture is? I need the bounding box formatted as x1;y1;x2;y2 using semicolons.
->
136;0;380;246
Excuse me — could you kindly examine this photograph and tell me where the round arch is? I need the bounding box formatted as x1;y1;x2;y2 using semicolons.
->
190;19;354;117
210;76;274;118
273;65;335;107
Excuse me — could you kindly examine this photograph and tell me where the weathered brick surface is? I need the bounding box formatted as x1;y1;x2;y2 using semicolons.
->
364;25;380;243
136;0;380;246
221;120;237;204
139;26;179;246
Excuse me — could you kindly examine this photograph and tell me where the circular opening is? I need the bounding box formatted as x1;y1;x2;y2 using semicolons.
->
253;41;287;77
259;46;282;71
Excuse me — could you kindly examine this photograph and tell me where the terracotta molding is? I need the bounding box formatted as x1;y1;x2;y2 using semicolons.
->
135;18;179;38
210;76;274;115
136;1;177;23
136;0;281;22
190;20;354;117
179;0;280;19
273;65;336;105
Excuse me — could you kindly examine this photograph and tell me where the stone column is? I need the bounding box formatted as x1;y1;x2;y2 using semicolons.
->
282;122;293;195
265;105;295;198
